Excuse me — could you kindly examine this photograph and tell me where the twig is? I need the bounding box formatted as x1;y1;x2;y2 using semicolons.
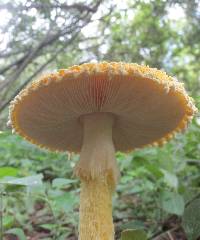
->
0;32;79;113
0;53;29;75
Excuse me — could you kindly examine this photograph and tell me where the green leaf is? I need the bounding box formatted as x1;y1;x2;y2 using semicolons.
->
146;164;164;179
120;220;145;231
182;198;200;240
52;192;78;213
58;233;71;240
121;229;147;240
160;191;185;216
0;174;43;192
0;174;43;186
161;169;178;189
40;223;56;230
3;215;15;229
52;178;78;188
6;228;27;240
0;167;19;178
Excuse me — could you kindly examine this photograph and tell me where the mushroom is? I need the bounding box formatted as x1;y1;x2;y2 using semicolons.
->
9;62;197;240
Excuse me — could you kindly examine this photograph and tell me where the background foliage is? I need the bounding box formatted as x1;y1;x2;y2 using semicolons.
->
0;0;199;239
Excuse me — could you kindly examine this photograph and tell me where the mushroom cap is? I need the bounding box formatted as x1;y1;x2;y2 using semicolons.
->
9;62;197;152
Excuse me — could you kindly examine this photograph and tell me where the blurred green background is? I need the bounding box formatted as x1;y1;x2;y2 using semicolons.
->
0;0;199;239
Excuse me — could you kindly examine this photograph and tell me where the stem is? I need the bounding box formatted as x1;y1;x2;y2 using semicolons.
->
79;177;114;240
74;112;119;240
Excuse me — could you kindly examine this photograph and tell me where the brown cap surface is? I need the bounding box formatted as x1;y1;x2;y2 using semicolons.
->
9;62;197;152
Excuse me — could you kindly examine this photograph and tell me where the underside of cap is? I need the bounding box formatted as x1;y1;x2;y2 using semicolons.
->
9;62;197;152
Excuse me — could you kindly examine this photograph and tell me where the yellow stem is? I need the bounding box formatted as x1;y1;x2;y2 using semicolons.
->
79;175;114;240
74;113;119;240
